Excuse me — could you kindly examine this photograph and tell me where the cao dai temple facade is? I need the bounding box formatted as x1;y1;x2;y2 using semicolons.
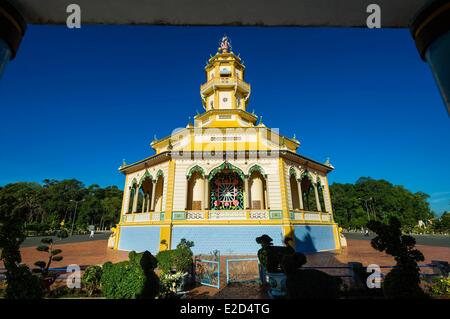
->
114;37;341;255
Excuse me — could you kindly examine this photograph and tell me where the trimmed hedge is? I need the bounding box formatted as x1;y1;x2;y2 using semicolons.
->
156;239;194;274
82;265;103;296
101;251;159;299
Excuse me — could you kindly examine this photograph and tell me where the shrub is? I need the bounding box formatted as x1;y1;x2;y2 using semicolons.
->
4;264;44;299
101;251;159;299
156;238;194;274
429;277;450;296
367;217;428;299
82;265;103;296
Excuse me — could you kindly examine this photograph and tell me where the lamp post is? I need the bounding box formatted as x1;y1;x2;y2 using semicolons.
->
70;199;85;236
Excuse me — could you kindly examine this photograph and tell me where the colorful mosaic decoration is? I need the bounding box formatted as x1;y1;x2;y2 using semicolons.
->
210;172;244;210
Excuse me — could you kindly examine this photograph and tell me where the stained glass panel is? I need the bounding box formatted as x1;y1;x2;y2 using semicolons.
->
210;172;244;210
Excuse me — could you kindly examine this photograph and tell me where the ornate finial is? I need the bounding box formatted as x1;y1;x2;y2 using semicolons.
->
292;134;299;143
218;35;232;54
153;134;157;142
186;116;193;128
196;109;200;115
259;115;263;124
281;136;285;146
122;159;127;167
252;109;255;115
324;157;334;168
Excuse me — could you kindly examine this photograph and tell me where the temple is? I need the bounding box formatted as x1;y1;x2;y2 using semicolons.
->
114;36;341;254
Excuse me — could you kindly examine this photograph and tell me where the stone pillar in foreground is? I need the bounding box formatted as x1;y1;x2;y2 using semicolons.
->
411;0;450;115
0;0;27;80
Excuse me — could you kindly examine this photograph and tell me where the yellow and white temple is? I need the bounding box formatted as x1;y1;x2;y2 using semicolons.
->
114;36;340;254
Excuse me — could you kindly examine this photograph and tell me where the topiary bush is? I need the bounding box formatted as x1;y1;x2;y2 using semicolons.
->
429;277;450;297
82;265;103;296
367;217;428;299
4;264;44;299
101;251;159;299
156;238;194;274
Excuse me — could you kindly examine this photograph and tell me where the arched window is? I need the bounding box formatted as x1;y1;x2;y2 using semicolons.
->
300;173;317;212
139;175;153;213
153;175;164;212
127;184;136;213
137;188;145;213
290;174;300;210
249;170;267;209
187;171;205;210
317;180;326;212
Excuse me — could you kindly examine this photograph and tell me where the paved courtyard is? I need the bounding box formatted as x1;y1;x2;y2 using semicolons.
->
2;237;449;298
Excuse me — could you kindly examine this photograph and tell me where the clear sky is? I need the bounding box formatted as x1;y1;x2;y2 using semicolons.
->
0;26;449;215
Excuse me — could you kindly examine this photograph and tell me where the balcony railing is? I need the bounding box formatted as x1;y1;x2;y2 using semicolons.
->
200;77;250;93
290;210;333;222
121;210;333;223
122;212;163;223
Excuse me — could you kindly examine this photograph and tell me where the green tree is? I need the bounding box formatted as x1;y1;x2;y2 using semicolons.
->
330;177;434;230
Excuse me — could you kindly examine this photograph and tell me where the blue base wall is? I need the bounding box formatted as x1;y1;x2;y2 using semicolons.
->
118;225;161;254
117;224;337;255
293;225;336;253
172;226;284;255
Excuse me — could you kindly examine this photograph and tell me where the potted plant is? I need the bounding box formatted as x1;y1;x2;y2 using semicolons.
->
156;238;195;292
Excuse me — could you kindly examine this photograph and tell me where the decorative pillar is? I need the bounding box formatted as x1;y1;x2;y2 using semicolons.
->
297;179;304;210
185;178;190;210
203;176;209;210
132;185;139;212
244;175;250;209
141;193;146;213
264;176;270;209
411;1;450;115
150;180;156;211
313;184;322;212
0;1;26;80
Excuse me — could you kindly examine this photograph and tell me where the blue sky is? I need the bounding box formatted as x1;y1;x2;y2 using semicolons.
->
0;26;449;215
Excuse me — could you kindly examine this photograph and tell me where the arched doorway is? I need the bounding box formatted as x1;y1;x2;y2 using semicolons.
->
153;174;164;212
290;174;300;210
249;170;267;209
187;171;205;210
300;173;317;211
127;180;137;213
139;176;153;212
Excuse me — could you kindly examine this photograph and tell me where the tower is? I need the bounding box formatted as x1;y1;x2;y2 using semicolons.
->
197;35;257;128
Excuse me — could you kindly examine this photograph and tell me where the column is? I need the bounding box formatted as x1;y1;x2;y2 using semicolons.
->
244;175;250;209
411;1;450;115
0;2;26;80
141;192;146;213
150;180;156;211
203;176;209;210
265;177;270;209
132;186;139;213
313;184;322;212
297;179;304;210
